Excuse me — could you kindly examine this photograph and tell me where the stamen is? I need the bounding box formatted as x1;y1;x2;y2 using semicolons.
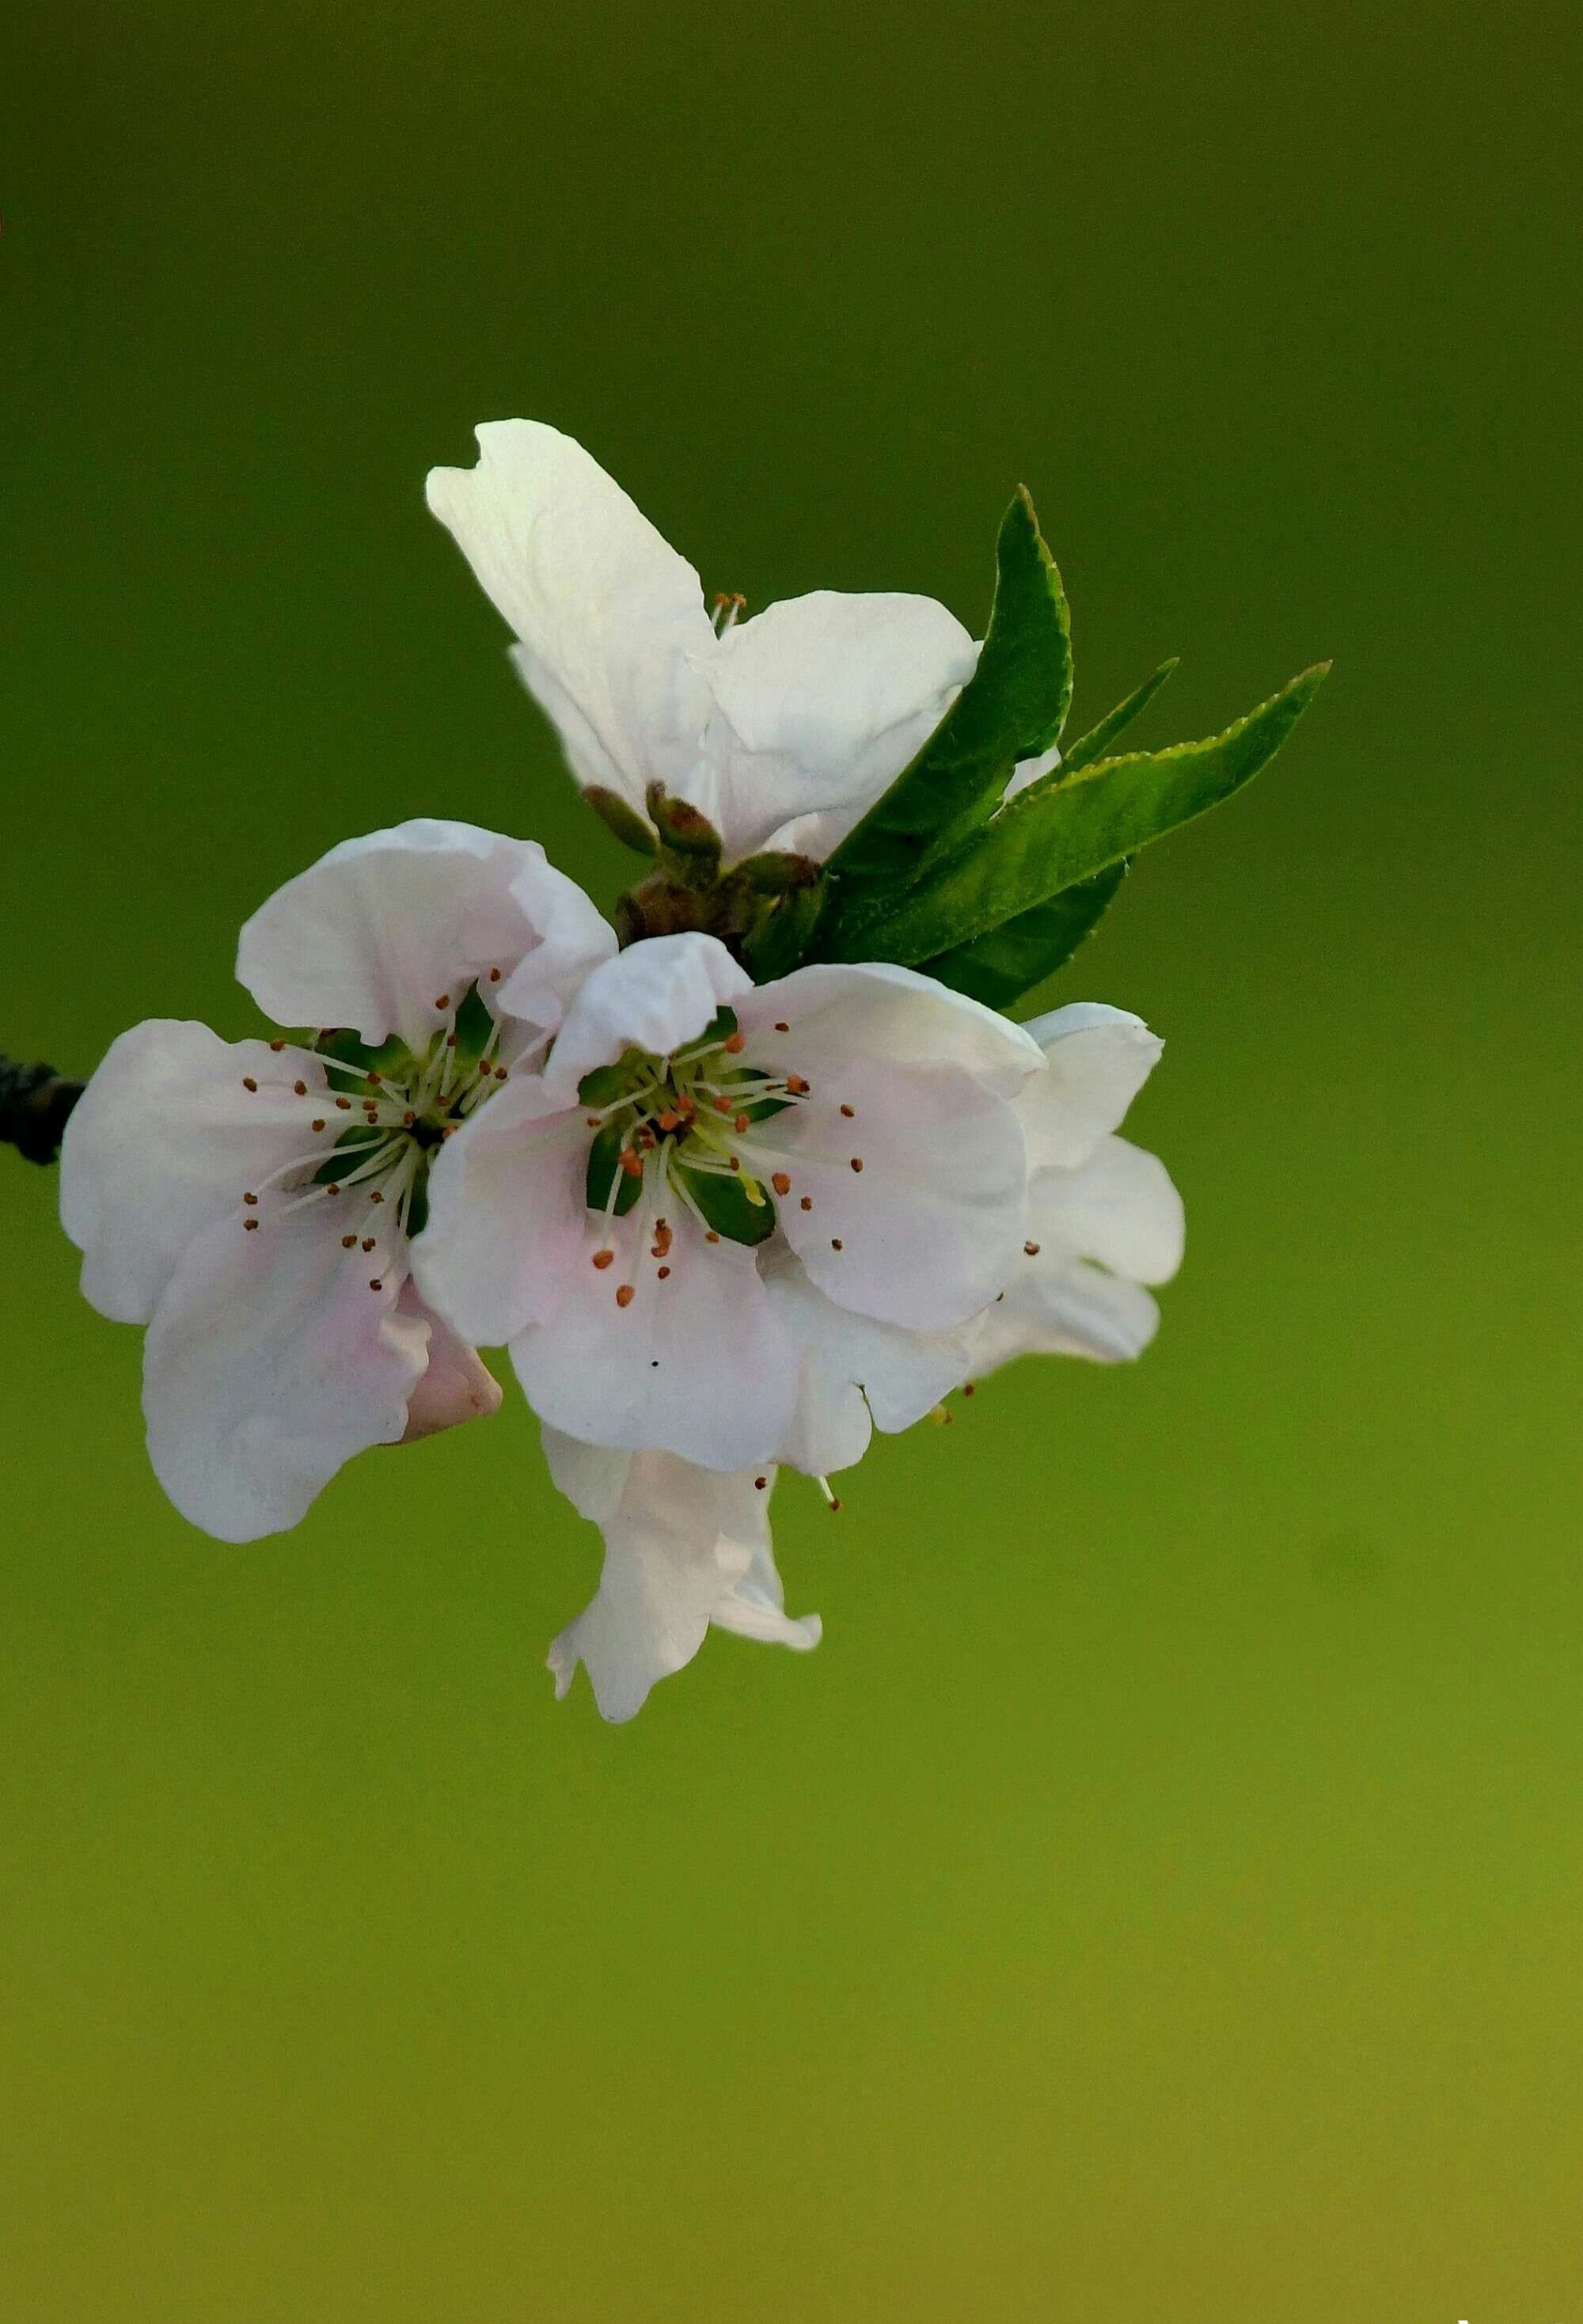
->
243;1217;259;1232
771;1173;791;1196
849;1157;864;1173
773;1021;789;1033
268;1039;287;1053
928;1405;953;1426
341;1234;357;1249
817;1476;841;1512
962;1383;978;1399
336;1097;352;1111
830;1237;843;1251
369;1277;383;1291
840;1103;856;1118
243;1191;258;1206
434;995;450;1011
311;1118;326;1134
293;1080;308;1096
785;1075;809;1096
488;966;501;983
591;1249;614;1270
615;1284;635;1308
799;1195;812;1211
754;1475;768;1490
1024;1241;1041;1257
657;1265;670;1280
723;1031;746;1055
241;1077;258;1092
361;1237;376;1253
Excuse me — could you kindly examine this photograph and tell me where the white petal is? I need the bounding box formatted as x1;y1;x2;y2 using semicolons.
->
397;1285;504;1442
970;1260;1162;1371
1032;1134;1184;1285
59;1021;330;1325
1001;739;1061;803
541;1426;632;1524
427;420;717;818
700;590;976;856
1015;1001;1164;1171
142;1210;428;1542
735;966;1034;1331
237;820;613;1052
540;932;751;1104
765;1254;974;1475
409;1077;588;1348
545;1449;818;1722
510;1206;799;1470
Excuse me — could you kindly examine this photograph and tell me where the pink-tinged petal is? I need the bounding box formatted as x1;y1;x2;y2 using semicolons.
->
59;1021;330;1325
765;1254;974;1476
427;420;717;820
700;590;977;857
1032;1134;1184;1285
142;1210;427;1543
511;1207;799;1470
734;976;1034;1331
1015;1002;1164;1171
540;932;751;1104
969;1262;1162;1372
541;1441;819;1722
396;1285;503;1443
409;1076;587;1348
237;820;613;1053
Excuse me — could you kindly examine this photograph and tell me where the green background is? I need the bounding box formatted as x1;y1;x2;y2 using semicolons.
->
2;2;1578;2315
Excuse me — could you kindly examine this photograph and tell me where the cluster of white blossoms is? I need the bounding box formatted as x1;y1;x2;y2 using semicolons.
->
59;423;1183;1722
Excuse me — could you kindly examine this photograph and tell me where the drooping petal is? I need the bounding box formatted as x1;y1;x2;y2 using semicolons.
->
969;1259;1163;1371
237;819;613;1054
541;1439;819;1722
59;1021;330;1325
735;966;1036;1331
409;1077;588;1348
397;1285;504;1443
1031;1134;1184;1285
1015;1002;1164;1171
540;932;751;1105
700;590;977;857
511;1206;799;1470
427;420;718;819
141;1209;429;1542
765;1253;974;1475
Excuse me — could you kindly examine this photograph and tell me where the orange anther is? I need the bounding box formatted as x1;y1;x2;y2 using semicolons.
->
723;1031;746;1054
840;1103;856;1118
241;1077;258;1092
592;1249;615;1270
799;1195;812;1211
657;1265;671;1279
786;1075;809;1095
341;1234;357;1249
615;1284;636;1308
849;1156;864;1173
243;1217;260;1232
1024;1240;1041;1257
771;1172;791;1197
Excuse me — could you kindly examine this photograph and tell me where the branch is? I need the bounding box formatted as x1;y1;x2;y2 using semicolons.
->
0;1055;83;1165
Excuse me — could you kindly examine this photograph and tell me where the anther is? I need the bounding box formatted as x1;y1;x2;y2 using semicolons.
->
361;1237;376;1253
404;1111;416;1127
705;1230;720;1244
615;1284;635;1308
587;1115;600;1128
830;1237;844;1251
713;1096;733;1115
657;1265;671;1280
962;1383;978;1398
335;1097;352;1111
754;1476;768;1490
849;1157;864;1173
446;1033;457;1050
241;1077;258;1092
772;1172;791;1196
434;994;451;1011
799;1195;812;1211
326;1183;341;1196
619;1149;643;1179
774;1021;789;1033
928;1405;953;1427
786;1075;809;1095
312;1118;326;1133
840;1103;856;1118
341;1234;357;1249
657;1109;679;1132
367;1072;382;1086
1024;1240;1041;1257
294;1080;308;1096
734;1111;750;1133
268;1039;287;1053
243;1191;258;1206
494;1067;507;1081
591;1250;615;1270
488;966;501;983
243;1217;260;1232
370;1191;385;1205
723;1031;746;1054
369;1278;383;1291
727;1155;741;1171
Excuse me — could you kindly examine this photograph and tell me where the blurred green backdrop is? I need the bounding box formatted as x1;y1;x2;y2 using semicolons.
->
2;1;1579;2316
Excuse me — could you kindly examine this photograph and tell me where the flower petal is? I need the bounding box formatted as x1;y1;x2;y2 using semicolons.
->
541;1441;819;1722
736;966;1036;1331
511;1206;799;1469
700;590;977;857
1015;1001;1164;1171
540;932;751;1104
427;420;717;818
142;1210;428;1542
59;1021;330;1325
237;820;613;1052
410;1077;588;1348
970;1259;1163;1371
397;1285;504;1442
765;1253;974;1475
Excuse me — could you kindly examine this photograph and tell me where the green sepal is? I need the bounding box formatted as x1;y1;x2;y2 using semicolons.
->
451;982;496;1069
584;1118;643;1217
917;863;1127;1010
312;1126;385;1187
818;486;1073;921
404;1179;430;1239
738;874;828;982
828;663;1330;967
577;1046;659;1111
647;782;723;881
674;1159;777;1245
584;785;659;856
1057;658;1179;779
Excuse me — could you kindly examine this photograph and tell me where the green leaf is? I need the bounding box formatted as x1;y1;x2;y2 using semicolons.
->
674;1159;777;1245
830;663;1330;966
917;863;1126;1009
818;486;1073;917
1057;657;1179;778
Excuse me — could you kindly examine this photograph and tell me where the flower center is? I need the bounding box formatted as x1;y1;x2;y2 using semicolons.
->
576;1006;856;1307
237;978;512;1288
